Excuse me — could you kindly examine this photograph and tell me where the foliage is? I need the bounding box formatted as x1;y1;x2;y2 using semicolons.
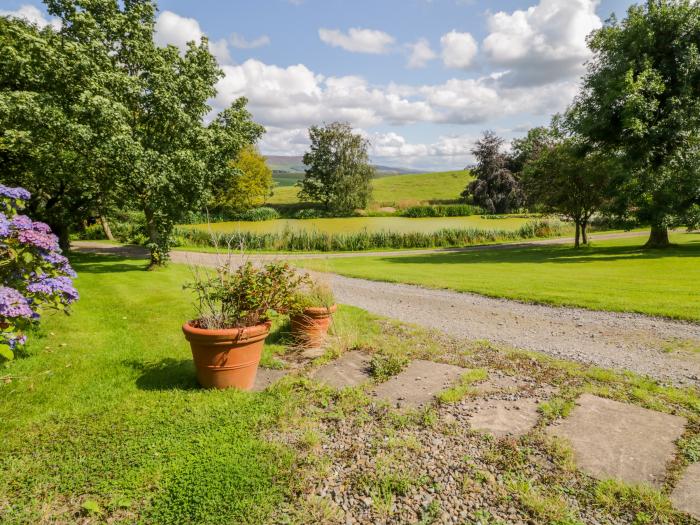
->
0;184;78;359
1;1;264;266
299;122;375;213
76;210;148;245
176;219;564;252
293;208;335;219
234;207;280;222
186;262;308;329
292;281;336;313
210;145;274;214
0;14;134;250
569;0;700;247
402;204;483;218
509;126;555;175
463;131;524;214
522;133;620;247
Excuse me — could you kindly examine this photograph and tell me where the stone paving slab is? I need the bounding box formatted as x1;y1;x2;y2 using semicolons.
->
373;360;466;409
672;462;700;519
548;394;687;486
466;398;541;438
311;351;372;389
251;368;287;392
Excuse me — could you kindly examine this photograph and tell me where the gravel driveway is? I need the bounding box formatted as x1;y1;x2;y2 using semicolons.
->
73;239;700;387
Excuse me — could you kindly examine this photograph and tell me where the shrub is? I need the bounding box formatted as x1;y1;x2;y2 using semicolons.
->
401;204;483;218
186;261;309;329
0;185;79;359
293;208;330;219
234;207;280;222
370;351;409;381
292;281;336;313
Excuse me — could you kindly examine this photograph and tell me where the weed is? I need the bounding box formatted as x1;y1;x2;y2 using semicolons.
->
437;368;488;404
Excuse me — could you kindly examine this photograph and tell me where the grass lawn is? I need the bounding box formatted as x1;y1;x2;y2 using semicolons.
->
2;253;699;524
266;170;471;206
295;232;700;321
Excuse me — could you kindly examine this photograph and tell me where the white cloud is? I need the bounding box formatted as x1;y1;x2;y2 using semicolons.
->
154;11;231;64
319;27;395;54
0;5;60;30
440;30;478;69
230;33;271;49
368;131;479;171
483;0;602;85
406;38;437;69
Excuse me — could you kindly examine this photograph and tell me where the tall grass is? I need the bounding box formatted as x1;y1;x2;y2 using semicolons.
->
174;219;565;252
401;204;483;218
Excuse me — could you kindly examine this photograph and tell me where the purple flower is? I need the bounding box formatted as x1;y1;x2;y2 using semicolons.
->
7;334;27;350
10;215;33;231
16;229;60;251
0;185;30;201
32;221;52;234
27;276;79;303
41;251;69;266
0;213;8;238
0;287;34;319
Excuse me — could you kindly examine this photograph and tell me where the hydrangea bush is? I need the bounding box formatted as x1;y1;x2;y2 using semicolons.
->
0;184;79;359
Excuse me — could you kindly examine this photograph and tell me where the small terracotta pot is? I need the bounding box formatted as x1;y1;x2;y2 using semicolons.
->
290;305;337;348
182;321;271;390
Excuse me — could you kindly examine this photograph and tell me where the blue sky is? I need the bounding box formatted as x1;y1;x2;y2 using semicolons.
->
2;0;636;170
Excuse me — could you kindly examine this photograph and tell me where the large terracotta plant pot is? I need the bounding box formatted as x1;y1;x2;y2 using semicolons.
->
290;305;337;348
182;321;271;390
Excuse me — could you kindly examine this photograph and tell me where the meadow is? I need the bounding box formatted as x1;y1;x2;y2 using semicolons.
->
266;170;471;206
295;232;700;321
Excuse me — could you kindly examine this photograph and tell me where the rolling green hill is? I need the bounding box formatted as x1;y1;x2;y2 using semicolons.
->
266;170;472;206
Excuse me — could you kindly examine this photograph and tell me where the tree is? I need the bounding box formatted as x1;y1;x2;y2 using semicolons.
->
0;15;134;251
462;131;524;214
299;122;374;214
210;145;273;213
569;0;700;247
522;137;619;247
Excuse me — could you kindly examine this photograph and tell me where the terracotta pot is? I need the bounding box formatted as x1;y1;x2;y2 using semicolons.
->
182;320;271;390
290;305;337;348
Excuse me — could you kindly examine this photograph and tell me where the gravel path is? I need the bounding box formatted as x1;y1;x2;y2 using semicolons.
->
73;238;700;387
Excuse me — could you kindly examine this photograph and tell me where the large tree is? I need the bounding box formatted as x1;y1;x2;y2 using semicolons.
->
210;145;273;214
2;0;264;266
0;15;134;250
570;0;700;247
462;131;524;214
299;122;374;214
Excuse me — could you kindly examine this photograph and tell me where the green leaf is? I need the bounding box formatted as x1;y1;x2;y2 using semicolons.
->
81;500;102;515
0;344;15;361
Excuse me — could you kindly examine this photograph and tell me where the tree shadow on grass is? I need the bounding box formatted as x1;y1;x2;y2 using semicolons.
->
123;358;199;391
68;252;148;274
376;235;700;267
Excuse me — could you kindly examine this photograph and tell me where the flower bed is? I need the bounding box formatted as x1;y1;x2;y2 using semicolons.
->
0;185;79;359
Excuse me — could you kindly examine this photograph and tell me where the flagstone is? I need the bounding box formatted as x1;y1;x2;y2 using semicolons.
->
311;350;372;389
252;368;287;392
671;462;700;520
466;398;541;437
373;360;465;409
548;394;686;486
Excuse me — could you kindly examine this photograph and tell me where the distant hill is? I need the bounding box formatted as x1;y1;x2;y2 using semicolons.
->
265;155;420;187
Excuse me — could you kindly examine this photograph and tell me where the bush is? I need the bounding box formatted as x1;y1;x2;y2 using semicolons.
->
293;208;331;219
0;185;79;359
75;210;147;245
175;219;565;253
401;204;483;218
234;207;280;222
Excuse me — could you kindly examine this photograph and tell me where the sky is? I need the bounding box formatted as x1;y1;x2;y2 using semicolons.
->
1;0;636;171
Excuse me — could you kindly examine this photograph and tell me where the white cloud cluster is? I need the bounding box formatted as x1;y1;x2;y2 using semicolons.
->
319;27;395;54
440;30;478;69
483;0;602;85
406;38;437;69
230;33;271;49
154;10;232;64
0;4;60;30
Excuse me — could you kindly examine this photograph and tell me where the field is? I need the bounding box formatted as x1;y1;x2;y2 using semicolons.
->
295;232;700;321
266;170;471;206
186;214;532;235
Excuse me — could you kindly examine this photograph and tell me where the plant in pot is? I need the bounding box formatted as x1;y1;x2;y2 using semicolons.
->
289;281;337;348
183;261;307;390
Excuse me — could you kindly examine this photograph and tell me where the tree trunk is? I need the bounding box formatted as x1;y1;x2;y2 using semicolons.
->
581;220;588;245
574;221;581;248
99;215;114;241
644;224;670;248
144;208;162;268
57;224;71;253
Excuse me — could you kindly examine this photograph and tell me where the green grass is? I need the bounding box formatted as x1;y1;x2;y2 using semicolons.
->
296;232;700;321
266;170;471;206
